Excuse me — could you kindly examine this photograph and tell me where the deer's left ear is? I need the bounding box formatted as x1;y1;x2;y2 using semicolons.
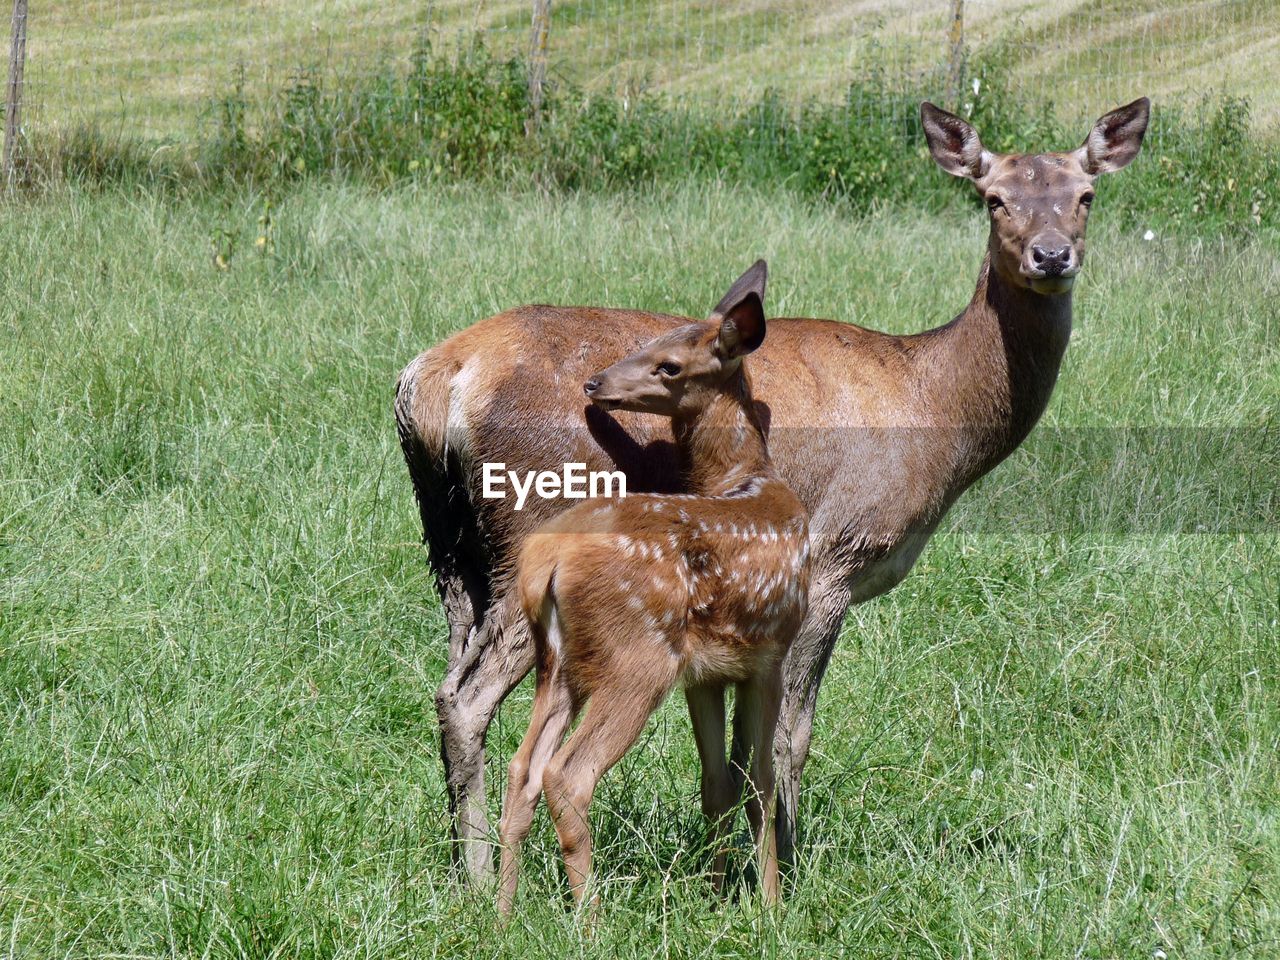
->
712;260;767;359
714;291;766;359
1077;97;1150;175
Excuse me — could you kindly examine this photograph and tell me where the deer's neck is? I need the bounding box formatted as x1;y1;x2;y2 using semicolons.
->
927;254;1072;481
673;373;775;497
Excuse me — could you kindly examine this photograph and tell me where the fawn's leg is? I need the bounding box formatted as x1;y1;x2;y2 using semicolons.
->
685;684;739;892
497;665;575;919
775;574;851;871
542;677;674;911
738;661;785;902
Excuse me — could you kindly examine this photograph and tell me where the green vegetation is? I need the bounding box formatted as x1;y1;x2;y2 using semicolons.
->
28;35;1280;239
1;181;1276;957
29;1;1280;134
5;4;1278;955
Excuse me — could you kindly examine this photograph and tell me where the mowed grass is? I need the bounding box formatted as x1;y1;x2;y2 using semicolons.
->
25;0;1280;137
1;181;1278;957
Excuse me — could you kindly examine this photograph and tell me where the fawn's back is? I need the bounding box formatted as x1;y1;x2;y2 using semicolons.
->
518;480;809;694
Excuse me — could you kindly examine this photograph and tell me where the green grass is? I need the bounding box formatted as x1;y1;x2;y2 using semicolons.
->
25;1;1280;138
1;181;1277;957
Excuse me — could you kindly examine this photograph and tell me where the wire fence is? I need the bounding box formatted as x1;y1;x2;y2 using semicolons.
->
5;1;1278;155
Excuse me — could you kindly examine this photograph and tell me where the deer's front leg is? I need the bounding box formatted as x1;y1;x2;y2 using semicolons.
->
739;662;784;902
685;683;738;892
773;571;851;871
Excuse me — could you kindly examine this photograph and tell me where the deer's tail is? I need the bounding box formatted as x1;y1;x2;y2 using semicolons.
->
516;535;566;665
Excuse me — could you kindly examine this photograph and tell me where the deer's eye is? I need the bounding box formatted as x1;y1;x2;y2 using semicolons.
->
655;360;682;377
1080;191;1095;207
986;194;1005;212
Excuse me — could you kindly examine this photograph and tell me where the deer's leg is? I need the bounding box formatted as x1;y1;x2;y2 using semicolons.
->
737;661;784;902
543;675;675;911
433;572;486;879
440;572;480;667
436;593;534;883
497;664;575;919
685;684;738;892
773;574;851;871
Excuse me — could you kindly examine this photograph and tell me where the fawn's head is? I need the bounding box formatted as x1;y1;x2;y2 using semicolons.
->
921;97;1150;296
584;260;768;419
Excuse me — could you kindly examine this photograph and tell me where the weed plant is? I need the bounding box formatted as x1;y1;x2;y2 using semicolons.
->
21;37;1280;236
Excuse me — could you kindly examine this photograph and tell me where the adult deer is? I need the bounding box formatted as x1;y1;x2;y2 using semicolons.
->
497;263;809;915
394;97;1150;881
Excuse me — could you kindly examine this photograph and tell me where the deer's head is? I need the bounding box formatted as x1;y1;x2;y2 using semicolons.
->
921;98;1150;295
584;260;767;418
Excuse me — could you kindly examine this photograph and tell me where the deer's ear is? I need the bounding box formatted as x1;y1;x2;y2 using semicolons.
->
711;260;768;359
715;291;766;359
710;259;767;322
1077;97;1150;175
921;101;990;180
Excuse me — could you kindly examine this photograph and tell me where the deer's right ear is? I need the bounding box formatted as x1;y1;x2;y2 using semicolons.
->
921;101;991;180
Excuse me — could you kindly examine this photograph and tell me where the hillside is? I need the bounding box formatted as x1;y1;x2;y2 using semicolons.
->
21;1;1280;138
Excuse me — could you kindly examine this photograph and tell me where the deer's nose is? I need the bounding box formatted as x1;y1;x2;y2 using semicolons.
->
1031;242;1073;275
583;377;602;397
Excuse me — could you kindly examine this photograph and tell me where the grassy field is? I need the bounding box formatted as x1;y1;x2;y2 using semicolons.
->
24;1;1280;137
1;180;1277;957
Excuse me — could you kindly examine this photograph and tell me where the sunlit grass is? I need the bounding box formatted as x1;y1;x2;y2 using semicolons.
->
23;0;1280;139
0;181;1276;956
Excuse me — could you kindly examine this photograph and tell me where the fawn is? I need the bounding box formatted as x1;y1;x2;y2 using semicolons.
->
496;261;811;917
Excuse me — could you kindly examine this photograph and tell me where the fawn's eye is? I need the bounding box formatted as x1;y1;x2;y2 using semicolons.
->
986;194;1005;212
1080;191;1095;207
655;360;682;377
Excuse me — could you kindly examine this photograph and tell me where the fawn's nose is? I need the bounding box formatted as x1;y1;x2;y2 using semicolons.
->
583;377;602;397
1030;242;1074;276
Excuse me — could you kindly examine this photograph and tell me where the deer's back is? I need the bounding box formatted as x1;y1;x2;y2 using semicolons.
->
515;484;809;692
396;305;950;583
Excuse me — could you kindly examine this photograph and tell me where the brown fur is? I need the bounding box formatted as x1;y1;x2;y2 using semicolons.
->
496;275;809;914
395;99;1150;880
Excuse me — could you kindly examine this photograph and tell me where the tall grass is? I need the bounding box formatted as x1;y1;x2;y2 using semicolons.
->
1;181;1276;957
23;37;1280;235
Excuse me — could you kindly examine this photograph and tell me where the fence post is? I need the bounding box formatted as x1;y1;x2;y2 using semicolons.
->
3;0;27;187
947;0;965;108
526;0;551;135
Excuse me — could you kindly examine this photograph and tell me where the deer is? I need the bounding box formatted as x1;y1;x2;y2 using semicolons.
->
495;262;809;916
394;97;1151;883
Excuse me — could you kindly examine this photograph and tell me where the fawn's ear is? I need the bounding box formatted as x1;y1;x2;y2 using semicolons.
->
710;259;767;322
921;101;991;180
714;294;766;359
1076;97;1150;175
712;259;768;360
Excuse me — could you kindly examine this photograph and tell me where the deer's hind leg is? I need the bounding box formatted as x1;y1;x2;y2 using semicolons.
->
497;658;576;919
436;588;534;883
542;664;679;911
